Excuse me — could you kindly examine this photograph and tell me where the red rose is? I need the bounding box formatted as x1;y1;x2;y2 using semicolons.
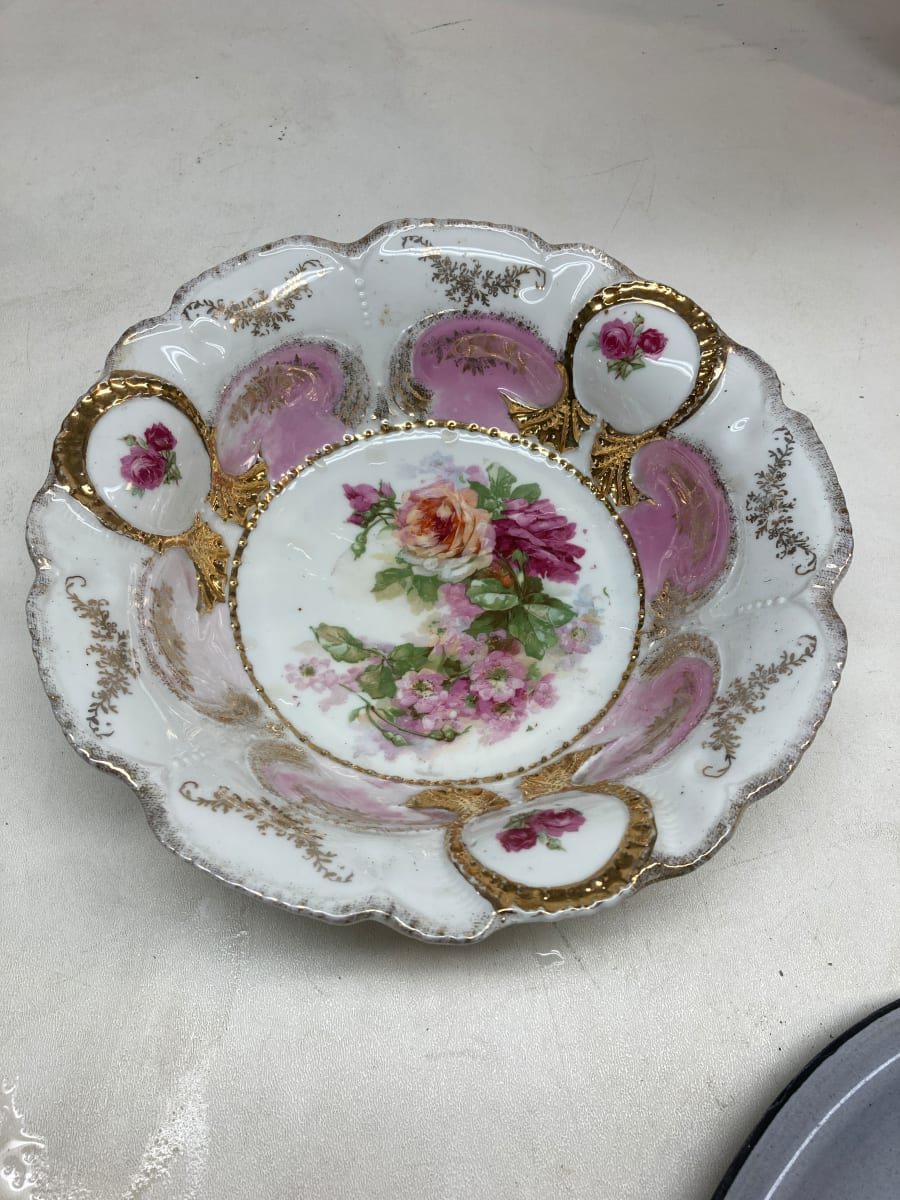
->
143;423;177;452
494;497;585;583
120;445;166;490
498;825;538;852
637;327;667;358
530;808;586;836
598;318;638;361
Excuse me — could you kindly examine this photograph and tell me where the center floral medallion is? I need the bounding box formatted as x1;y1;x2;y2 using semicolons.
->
232;427;643;782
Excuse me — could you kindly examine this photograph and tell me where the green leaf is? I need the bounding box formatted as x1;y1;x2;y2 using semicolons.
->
487;463;517;499
510;483;540;502
350;528;369;559
121;434;138;446
545;836;564;851
466;576;519;611
508;609;558;659
356;662;397;699
313;623;371;663
465;611;508;638
409;573;440;604
373;565;412;593
525;596;576;627
386;643;431;675
468;481;493;508
380;728;411;747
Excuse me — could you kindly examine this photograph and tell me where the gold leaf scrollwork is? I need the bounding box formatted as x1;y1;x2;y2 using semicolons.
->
501;363;594;453
206;429;269;526
407;786;509;822
167;515;230;613
178;781;352;882
65;575;137;738
701;634;817;777
588;422;661;506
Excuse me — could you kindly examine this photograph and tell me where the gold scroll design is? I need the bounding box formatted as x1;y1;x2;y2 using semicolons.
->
502;281;728;503
501;363;594;453
178;781;352;882
52;372;269;611
408;779;656;914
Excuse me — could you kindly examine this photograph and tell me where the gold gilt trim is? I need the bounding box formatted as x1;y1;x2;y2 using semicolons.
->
178;781;352;882
228;420;645;787
407;786;509;822
447;781;656;913
702;634;817;777
52;372;270;611
564;281;727;504
518;747;601;800
501;363;594;453
65;575;137;738
206;428;270;525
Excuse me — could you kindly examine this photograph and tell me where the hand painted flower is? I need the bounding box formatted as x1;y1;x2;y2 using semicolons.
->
530;808;586;836
143;423;177;452
395;669;447;714
637;327;667;358
493;498;585;583
531;675;558;708
469;651;528;703
598;318;638;360
120;445;166;491
344;482;381;514
560;622;593;654
498;825;538;852
395;482;495;582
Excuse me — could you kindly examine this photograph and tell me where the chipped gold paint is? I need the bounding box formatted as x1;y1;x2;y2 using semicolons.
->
447;781;656;913
228;420;645;788
52;372;270;611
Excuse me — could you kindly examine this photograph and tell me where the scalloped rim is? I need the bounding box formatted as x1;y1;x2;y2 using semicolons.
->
25;218;852;944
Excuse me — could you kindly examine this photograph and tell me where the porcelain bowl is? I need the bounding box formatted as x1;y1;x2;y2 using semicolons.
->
27;219;851;942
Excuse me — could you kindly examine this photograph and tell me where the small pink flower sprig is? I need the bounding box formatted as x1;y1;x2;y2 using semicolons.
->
119;423;181;498
498;806;586;852
597;312;667;380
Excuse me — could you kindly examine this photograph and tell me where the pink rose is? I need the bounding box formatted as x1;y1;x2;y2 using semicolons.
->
396;482;495;582
599;318;638;361
498;825;538;852
120;445;166;491
143;423;177;452
637;327;667;358
343;482;381;513
530;808;586;836
493;497;585;583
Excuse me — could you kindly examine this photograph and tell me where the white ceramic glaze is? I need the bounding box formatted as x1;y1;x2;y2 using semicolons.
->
26;219;851;943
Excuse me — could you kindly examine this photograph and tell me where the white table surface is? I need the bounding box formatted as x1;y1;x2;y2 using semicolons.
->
3;1;898;1196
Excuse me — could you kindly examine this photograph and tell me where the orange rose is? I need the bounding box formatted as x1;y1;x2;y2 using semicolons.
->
395;482;495;582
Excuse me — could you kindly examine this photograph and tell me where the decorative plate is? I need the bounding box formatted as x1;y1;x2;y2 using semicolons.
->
712;998;900;1200
26;219;851;943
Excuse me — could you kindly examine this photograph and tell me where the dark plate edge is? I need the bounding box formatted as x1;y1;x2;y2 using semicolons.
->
710;996;900;1199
